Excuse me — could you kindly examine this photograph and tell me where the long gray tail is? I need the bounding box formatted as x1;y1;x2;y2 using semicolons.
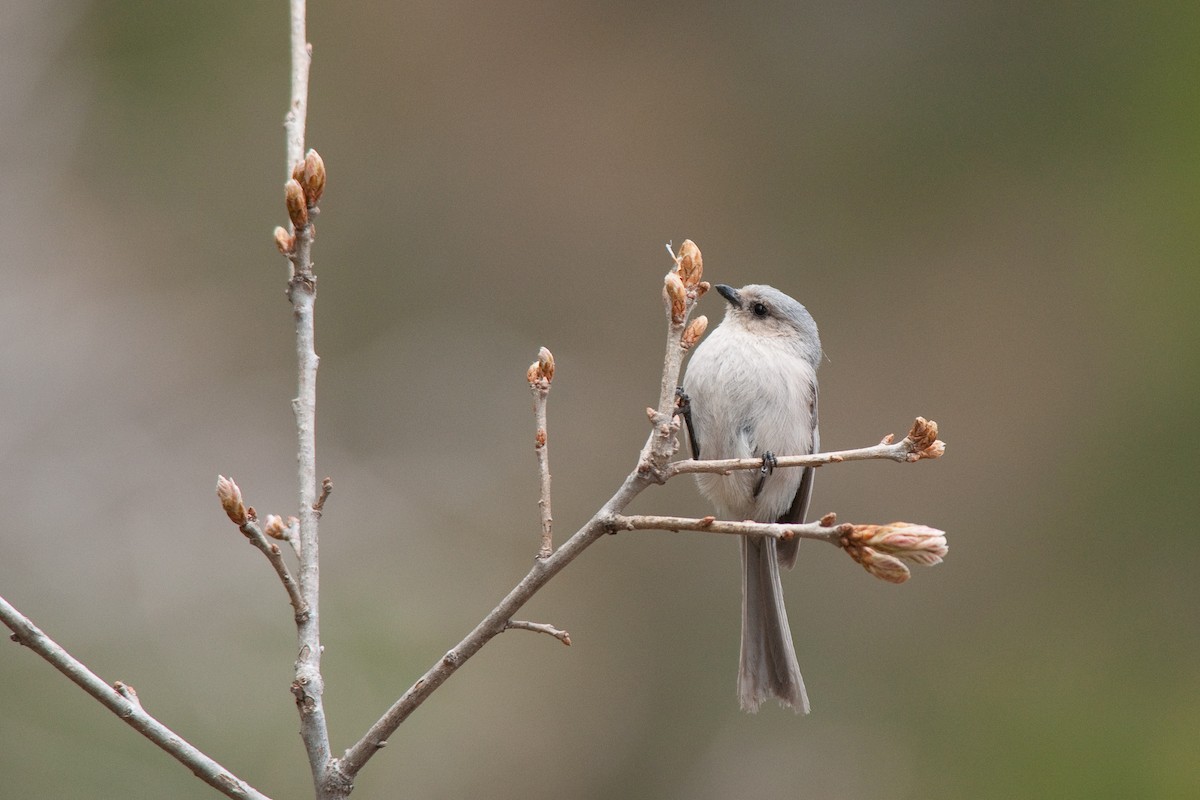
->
738;536;810;713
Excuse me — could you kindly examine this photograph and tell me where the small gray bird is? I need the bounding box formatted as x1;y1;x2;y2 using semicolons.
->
683;283;820;713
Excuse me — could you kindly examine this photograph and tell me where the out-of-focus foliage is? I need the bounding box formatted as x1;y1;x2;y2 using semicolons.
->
1;2;1196;798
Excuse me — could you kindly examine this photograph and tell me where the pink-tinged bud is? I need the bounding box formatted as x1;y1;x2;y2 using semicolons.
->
216;475;247;526
526;361;541;385
263;514;287;540
300;149;326;204
664;272;687;324
285;179;308;229
274;226;294;255
860;522;948;566
681;315;708;349
849;545;911;583
676;239;703;287
537;347;555;383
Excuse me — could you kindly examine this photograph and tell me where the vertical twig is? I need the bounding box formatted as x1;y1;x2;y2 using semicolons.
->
527;348;555;559
281;2;339;796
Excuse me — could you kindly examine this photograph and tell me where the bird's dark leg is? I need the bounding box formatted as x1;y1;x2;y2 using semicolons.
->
753;451;777;498
675;386;700;460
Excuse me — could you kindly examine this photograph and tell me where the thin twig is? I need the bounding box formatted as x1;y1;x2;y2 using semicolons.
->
240;519;310;622
609;513;847;545
282;2;336;795
529;348;555;559
0;595;272;800
505;619;572;646
662;418;945;480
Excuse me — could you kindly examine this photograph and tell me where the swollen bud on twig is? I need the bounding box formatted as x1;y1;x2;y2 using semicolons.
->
664;272;687;324
681;315;708;349
537;346;555;383
905;417;945;460
840;522;948;582
855;522;948;566
216;475;247;526
676;239;704;287
285;179;308;229
527;346;556;385
299;149;326;205
848;546;911;584
263;514;287;540
274;226;294;255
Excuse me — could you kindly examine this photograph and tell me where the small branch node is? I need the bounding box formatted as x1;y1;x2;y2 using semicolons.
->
113;681;142;709
313;477;333;515
505;619;572;646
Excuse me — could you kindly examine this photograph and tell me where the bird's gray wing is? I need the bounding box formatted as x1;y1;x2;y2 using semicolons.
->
776;385;818;569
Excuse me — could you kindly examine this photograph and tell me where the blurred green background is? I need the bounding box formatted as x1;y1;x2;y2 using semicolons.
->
2;2;1197;798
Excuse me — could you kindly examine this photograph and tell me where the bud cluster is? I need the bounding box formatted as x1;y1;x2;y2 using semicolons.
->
275;149;326;255
663;239;712;326
526;346;556;385
905;417;946;461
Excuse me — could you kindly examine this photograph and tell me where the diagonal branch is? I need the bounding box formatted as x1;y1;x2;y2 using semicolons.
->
0;595;272;800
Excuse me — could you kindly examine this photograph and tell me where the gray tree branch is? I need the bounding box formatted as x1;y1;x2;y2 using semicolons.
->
0;595;272;800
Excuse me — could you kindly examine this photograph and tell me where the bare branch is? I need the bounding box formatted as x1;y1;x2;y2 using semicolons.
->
611;514;949;585
505;619;571;646
527;347;555;559
0;595;272;800
609;513;847;545
277;4;337;794
663;416;946;480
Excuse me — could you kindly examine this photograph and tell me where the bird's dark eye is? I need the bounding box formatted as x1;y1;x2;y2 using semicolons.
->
752;302;769;317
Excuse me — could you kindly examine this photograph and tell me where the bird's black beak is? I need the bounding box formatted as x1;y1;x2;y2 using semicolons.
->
715;284;742;308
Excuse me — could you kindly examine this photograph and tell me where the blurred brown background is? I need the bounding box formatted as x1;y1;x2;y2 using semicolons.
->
2;2;1197;798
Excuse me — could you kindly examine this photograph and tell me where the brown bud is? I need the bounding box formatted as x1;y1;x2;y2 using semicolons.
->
216;475;247;526
681;315;708;349
664;272;687;324
906;417;942;458
844;543;910;584
300;149;326;204
274;226;294;255
526;362;541;385
263;514;287;540
285;179;308;229
676;239;703;287
695;281;711;298
537;347;555;383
